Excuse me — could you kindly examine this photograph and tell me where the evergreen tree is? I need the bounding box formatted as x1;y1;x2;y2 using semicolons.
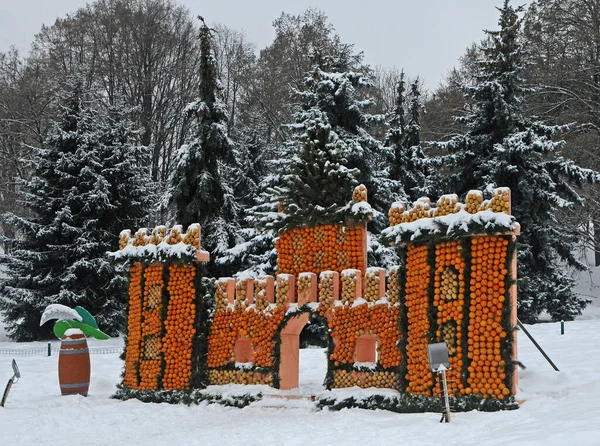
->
293;56;399;223
0;83;153;340
274;110;361;230
386;75;428;202
169;20;242;278
216;132;277;278
426;0;599;322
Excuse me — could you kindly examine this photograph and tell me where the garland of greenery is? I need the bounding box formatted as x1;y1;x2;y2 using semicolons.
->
426;242;440;393
502;237;518;390
396;256;409;391
189;272;214;389
155;263;170;388
315;392;519;413
270;304;335;389
125;262;146;388
112;385;262;408
460;238;473;390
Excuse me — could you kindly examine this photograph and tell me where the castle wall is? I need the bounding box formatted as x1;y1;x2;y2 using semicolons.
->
116;187;519;404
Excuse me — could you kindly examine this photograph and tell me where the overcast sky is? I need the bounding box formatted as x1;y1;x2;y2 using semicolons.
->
0;0;525;90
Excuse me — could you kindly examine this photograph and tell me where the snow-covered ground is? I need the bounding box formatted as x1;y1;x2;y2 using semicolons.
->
0;315;599;445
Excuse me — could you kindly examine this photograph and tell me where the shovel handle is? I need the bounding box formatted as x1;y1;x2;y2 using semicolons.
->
0;378;14;407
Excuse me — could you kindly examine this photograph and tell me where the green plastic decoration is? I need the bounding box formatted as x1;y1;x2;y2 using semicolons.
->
40;304;110;341
74;306;99;329
53;319;110;340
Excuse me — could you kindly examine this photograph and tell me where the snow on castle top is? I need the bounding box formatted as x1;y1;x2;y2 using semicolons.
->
383;187;518;244
111;223;210;263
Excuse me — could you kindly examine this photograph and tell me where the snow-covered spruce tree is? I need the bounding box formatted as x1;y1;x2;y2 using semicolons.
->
216;131;278;278
0;84;153;340
267;110;362;232
168;20;243;278
386;75;428;202
426;0;599;322
293;54;401;225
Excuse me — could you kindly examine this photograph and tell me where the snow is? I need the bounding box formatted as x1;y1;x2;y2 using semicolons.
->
39;304;83;326
383;208;515;243
109;240;198;261
2;306;600;444
63;328;84;337
351;201;372;215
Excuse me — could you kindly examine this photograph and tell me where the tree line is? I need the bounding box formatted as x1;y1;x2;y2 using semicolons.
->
0;0;598;340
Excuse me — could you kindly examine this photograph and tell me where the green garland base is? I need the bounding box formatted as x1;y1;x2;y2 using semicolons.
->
316;393;519;413
113;384;518;413
112;385;262;408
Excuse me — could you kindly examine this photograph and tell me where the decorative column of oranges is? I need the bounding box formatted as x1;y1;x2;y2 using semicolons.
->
119;229;132;249
433;241;466;396
466;236;510;399
465;191;483;213
138;263;164;390
326;302;401;369
275;234;292;273
404;198;432;223
291;229;307;272
124;262;143;389
148;226;167;244
161;264;197;390
387;267;401;304
343;226;365;272
352;184;368;202
276;274;294;308
165;225;183;244
490;187;511;214
132;228;149;247
433;194;461;217
388;202;405;226
404;244;433;395
214;279;231;312
254;277;271;311
340;269;360;305
182;223;201;248
365;267;385;302
318;271;338;314
313;227;326;270
297;272;317;305
235;278;253;311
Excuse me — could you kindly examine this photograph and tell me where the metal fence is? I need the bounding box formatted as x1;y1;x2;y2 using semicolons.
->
0;345;124;356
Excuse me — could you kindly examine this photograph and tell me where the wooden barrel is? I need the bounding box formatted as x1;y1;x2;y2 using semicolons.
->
58;330;90;396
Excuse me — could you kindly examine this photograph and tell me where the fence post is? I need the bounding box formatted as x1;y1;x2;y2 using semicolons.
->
47;343;51;357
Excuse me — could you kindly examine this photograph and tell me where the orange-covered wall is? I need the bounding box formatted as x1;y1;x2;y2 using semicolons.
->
275;224;367;276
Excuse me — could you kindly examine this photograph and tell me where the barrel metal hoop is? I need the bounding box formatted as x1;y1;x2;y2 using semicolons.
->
59;348;90;355
60;382;90;389
61;338;88;346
